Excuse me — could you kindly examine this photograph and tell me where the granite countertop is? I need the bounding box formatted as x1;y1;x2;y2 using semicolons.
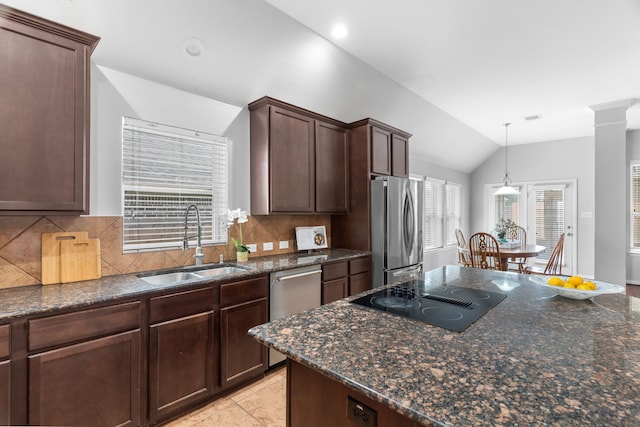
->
249;265;640;426
0;248;368;321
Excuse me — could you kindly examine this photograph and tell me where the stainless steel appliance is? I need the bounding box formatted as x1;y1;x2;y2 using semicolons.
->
269;265;322;367
350;280;506;332
370;176;424;287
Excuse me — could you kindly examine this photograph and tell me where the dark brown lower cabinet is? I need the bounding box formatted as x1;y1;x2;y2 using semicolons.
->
0;324;9;425
0;360;9;425
149;312;214;422
288;359;418;427
148;286;217;424
221;298;268;388
28;330;141;427
322;277;348;304
220;276;268;389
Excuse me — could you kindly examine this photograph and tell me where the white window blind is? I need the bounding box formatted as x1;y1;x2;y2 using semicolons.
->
445;183;462;246
122;117;228;253
534;187;564;261
632;163;640;250
424;178;444;250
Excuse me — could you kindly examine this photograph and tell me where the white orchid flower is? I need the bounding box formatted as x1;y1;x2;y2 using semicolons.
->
237;210;248;224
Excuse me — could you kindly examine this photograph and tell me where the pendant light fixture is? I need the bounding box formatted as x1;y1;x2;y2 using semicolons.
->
494;122;519;195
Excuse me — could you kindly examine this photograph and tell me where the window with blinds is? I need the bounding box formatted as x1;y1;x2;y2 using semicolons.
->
533;187;565;261
424;178;444;250
631;163;640;249
423;178;461;250
445;183;462;246
122;117;229;253
494;193;520;225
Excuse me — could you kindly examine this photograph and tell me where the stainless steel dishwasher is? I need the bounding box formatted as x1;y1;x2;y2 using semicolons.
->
269;264;322;367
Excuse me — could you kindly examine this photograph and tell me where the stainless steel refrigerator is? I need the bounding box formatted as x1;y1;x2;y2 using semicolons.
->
371;176;424;287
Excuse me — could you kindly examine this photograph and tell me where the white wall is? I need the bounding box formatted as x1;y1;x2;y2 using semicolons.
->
470;136;595;277
90;65;243;215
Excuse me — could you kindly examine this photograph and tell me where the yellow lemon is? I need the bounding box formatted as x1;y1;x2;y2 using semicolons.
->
577;284;592;291
566;276;584;286
563;282;577;289
584;281;596;290
547;277;565;287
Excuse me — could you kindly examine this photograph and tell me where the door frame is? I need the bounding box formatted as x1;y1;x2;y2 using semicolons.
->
485;179;578;275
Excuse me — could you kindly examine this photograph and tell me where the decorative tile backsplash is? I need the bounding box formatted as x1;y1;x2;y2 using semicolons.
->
0;214;331;289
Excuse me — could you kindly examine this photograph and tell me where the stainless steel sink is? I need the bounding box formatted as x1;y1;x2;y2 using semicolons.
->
139;271;202;285
196;266;249;277
138;264;251;285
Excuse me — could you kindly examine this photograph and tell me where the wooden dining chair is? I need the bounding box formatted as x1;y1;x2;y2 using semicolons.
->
468;232;503;270
507;225;527;272
455;228;472;267
524;233;565;275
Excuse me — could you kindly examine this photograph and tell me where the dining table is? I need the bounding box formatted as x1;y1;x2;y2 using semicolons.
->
462;243;546;271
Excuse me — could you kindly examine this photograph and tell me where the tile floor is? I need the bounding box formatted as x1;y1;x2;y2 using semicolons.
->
165;367;286;427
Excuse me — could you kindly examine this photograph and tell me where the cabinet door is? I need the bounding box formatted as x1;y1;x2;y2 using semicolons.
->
371;126;392;175
349;272;371;297
221;298;268;389
149;311;215;423
0;360;9;426
392;134;409;177
28;330;140;427
315;121;349;213
322;278;348;305
0;8;98;214
270;107;315;213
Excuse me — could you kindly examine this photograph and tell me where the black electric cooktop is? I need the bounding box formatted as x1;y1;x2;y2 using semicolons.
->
350;281;506;332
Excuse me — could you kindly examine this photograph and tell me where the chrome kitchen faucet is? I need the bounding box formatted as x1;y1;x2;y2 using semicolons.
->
183;204;205;266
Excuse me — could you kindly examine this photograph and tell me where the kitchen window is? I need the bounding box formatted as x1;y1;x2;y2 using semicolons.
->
424;178;461;250
631;162;640;250
122;117;229;252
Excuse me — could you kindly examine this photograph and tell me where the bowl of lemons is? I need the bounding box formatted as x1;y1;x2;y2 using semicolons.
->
528;275;625;300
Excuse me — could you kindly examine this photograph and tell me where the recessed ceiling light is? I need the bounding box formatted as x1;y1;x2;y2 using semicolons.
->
331;24;348;39
524;114;543;121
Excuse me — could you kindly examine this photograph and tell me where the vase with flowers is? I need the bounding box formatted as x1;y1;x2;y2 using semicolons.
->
227;208;250;262
494;218;517;242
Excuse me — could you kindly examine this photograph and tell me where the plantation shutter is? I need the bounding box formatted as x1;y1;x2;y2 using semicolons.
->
632;163;640;249
122;117;228;252
424;178;445;250
445;183;461;246
533;185;565;261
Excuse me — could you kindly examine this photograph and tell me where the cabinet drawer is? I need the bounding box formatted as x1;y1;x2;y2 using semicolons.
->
349;257;371;275
28;301;140;352
150;287;215;324
322;261;348;281
0;324;9;359
220;276;268;307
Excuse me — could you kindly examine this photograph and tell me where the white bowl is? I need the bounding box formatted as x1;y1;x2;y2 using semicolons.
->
528;276;625;300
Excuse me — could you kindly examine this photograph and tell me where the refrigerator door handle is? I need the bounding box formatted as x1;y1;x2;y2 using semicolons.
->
392;266;422;276
403;185;415;256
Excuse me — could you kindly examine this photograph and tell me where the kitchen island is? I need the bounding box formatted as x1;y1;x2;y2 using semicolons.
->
249;265;640;426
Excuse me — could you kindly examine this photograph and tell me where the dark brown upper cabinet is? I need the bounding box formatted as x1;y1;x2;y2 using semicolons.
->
331;119;412;251
0;5;99;215
249;97;349;215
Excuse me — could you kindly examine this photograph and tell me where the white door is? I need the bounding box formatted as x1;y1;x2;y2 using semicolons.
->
526;182;576;275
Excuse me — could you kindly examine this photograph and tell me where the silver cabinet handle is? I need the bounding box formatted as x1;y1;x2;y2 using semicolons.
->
276;270;321;281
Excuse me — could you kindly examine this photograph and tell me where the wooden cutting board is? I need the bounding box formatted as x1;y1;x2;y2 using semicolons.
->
59;238;101;283
42;232;88;285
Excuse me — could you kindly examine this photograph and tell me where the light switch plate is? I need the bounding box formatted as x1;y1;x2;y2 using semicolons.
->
246;244;257;253
263;242;273;251
279;241;289;249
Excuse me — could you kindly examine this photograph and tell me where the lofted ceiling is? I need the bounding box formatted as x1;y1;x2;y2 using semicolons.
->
2;0;640;172
265;0;640;145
